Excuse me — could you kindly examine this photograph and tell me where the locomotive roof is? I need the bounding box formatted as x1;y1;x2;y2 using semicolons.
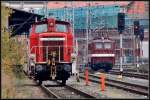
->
56;20;70;25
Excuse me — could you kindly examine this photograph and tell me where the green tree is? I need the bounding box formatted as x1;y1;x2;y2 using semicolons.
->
1;4;26;98
1;5;26;74
1;5;13;74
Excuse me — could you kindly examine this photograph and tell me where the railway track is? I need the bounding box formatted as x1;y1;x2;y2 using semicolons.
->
112;68;138;72
40;81;96;99
111;68;148;73
113;64;149;74
86;68;148;80
109;70;149;79
24;70;96;99
79;74;149;96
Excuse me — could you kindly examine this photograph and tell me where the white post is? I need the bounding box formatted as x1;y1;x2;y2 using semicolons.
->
136;36;140;71
44;1;48;18
59;46;60;62
66;5;68;22
64;2;67;21
89;2;91;41
140;41;143;64
137;37;139;66
21;1;24;9
120;33;123;73
35;16;37;22
86;4;89;64
132;26;134;65
76;39;79;76
76;39;78;55
46;46;48;61
72;1;75;52
134;35;136;66
137;37;140;68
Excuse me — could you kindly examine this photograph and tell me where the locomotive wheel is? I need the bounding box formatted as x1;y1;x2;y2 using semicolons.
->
38;80;42;85
61;79;66;86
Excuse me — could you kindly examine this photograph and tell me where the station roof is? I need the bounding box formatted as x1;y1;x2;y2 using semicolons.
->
8;7;44;37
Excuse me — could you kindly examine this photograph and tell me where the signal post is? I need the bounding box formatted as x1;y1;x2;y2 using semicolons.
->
133;21;143;70
117;12;125;79
139;26;144;64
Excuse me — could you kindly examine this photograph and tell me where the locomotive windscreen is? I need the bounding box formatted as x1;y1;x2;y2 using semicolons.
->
42;40;64;62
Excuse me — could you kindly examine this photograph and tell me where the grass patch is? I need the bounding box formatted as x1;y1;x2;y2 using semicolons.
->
12;64;26;79
1;64;28;99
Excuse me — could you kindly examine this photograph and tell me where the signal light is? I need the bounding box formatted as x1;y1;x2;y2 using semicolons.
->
118;13;125;34
134;21;140;36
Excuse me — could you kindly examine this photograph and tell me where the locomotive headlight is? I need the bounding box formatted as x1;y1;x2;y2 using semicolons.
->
64;64;71;72
30;54;35;66
71;56;76;62
30;60;35;66
71;53;76;62
30;54;36;61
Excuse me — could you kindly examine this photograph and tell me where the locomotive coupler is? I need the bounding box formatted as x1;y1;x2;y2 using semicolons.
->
48;51;57;80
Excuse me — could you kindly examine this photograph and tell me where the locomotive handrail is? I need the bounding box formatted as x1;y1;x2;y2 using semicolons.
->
29;45;78;63
30;45;77;54
30;45;77;52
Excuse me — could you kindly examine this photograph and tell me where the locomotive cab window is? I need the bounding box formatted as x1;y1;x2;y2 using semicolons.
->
35;24;48;33
56;24;67;33
95;42;103;49
104;42;111;49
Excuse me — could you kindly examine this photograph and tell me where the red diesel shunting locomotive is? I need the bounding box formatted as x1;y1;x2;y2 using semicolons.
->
88;36;115;72
27;18;74;85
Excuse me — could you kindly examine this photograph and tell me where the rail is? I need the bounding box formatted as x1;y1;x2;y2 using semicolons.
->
24;69;96;99
108;70;148;79
40;81;96;99
79;74;149;96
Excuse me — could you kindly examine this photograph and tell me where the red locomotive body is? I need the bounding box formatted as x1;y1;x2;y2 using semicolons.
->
88;37;115;72
27;18;73;85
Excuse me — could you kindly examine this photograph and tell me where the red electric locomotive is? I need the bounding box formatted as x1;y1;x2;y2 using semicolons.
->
88;36;115;72
27;18;74;85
